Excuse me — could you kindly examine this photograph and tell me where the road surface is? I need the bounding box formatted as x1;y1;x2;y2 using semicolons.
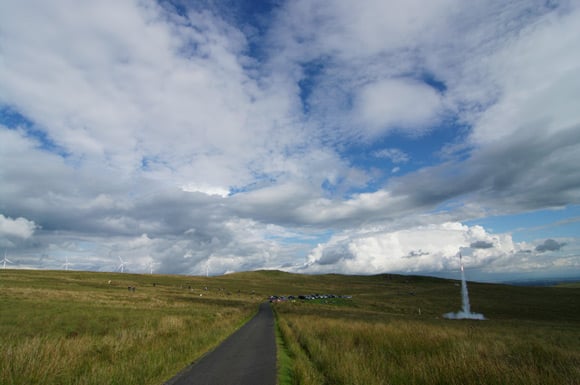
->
164;302;276;385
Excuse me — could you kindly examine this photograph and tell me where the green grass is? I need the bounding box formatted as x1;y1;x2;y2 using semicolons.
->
271;274;580;385
275;316;294;385
275;312;580;385
1;269;579;385
0;269;257;385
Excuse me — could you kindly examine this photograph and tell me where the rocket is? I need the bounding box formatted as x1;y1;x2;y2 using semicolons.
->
459;252;464;272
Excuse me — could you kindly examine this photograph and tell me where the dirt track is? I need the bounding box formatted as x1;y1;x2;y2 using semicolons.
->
164;302;276;385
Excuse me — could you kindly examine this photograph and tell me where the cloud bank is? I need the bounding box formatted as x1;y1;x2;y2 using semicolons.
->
1;0;579;280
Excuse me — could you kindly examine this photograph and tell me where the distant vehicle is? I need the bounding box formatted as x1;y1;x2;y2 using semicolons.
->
272;293;352;301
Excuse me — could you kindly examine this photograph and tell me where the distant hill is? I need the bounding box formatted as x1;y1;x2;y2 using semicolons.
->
502;277;580;287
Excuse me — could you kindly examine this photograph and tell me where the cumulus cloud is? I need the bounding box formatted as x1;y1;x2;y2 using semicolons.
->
301;222;580;280
354;78;445;136
303;223;515;275
0;214;37;239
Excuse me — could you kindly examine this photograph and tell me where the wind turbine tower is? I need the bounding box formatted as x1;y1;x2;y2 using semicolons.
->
2;250;13;269
62;256;72;271
118;256;128;273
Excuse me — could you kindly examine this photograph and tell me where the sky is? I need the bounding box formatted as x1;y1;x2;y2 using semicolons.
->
1;0;580;282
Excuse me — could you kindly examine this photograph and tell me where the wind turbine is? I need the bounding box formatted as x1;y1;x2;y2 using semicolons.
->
62;256;72;271
2;250;13;269
146;260;155;274
118;256;128;273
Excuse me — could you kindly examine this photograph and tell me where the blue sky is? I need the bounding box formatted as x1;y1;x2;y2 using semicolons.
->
1;0;580;282
466;206;580;242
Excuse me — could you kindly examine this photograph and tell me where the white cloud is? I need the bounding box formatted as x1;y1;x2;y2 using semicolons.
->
274;0;459;60
0;0;304;191
0;214;37;239
303;222;538;276
1;1;579;281
468;5;580;146
305;222;465;274
182;183;230;198
374;148;410;164
354;78;444;136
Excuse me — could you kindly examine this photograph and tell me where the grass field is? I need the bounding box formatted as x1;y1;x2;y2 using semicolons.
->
0;269;258;385
1;269;579;385
271;273;580;385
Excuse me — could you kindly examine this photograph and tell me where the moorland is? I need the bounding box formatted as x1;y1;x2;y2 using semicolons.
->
1;269;579;385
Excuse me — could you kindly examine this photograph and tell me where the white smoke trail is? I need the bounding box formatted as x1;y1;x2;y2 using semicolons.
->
444;253;485;320
460;263;471;314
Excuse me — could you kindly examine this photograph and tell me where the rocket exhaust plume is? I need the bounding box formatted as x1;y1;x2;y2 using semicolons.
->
444;253;485;320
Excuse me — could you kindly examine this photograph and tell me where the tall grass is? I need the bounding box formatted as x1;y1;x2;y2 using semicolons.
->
2;269;579;385
276;316;325;385
273;275;580;385
0;270;256;385
276;313;580;385
2;314;250;385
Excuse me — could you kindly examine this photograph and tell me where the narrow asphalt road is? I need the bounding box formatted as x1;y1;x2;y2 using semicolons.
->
164;302;277;385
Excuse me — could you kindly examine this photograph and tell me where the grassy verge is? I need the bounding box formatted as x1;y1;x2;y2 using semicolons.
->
274;311;293;385
275;316;325;385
